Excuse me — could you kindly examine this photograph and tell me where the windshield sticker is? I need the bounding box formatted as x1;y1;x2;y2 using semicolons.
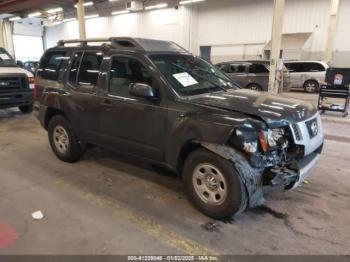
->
173;72;198;87
0;53;11;60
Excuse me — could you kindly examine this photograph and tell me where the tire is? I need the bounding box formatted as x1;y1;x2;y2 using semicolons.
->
303;80;319;93
19;105;33;114
247;83;262;91
183;148;247;220
48;115;85;163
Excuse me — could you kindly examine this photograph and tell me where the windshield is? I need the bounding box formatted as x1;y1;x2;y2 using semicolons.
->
0;48;17;67
149;54;238;96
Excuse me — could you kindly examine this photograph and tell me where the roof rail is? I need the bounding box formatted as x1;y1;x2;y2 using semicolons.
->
57;38;112;47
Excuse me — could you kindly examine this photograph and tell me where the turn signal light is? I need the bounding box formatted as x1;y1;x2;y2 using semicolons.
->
28;77;35;84
258;131;269;152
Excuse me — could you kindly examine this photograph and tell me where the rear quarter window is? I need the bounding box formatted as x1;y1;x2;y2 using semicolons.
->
38;51;68;81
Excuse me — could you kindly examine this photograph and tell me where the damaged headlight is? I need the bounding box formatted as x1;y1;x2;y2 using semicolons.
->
267;128;285;147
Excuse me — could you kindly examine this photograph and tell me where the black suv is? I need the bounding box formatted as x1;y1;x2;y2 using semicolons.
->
35;38;324;219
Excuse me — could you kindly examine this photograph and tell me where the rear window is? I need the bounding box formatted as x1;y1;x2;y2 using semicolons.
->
38;51;67;81
285;62;325;73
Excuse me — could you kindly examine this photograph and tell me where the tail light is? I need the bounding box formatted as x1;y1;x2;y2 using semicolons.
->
33;78;39;100
258;131;269;152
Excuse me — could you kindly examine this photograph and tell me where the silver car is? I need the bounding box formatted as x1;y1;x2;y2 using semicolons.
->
284;61;328;93
216;60;291;92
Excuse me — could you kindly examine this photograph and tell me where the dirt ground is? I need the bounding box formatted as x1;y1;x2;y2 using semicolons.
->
0;92;349;255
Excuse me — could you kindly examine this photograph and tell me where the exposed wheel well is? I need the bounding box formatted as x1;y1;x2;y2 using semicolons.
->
177;141;202;174
44;108;67;130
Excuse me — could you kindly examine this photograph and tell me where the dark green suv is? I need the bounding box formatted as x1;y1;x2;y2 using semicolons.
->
35;38;324;219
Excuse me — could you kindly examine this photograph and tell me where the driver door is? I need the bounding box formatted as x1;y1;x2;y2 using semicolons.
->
97;55;166;161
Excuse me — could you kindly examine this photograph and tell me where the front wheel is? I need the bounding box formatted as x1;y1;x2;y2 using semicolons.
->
48;115;85;163
183;149;247;220
19;105;33;114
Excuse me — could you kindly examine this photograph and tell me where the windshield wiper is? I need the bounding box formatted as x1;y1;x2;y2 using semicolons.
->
171;63;227;92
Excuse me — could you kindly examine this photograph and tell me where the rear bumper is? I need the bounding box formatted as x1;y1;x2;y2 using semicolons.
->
0;90;33;109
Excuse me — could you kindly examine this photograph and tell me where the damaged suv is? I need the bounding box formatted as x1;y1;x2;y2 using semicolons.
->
34;38;324;219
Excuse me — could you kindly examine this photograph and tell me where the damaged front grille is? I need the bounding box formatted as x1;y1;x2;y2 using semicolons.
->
291;124;302;141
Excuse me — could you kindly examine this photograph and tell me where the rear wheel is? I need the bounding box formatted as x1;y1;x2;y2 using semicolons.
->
303;80;319;93
19;105;33;114
48;115;85;163
183;148;247;219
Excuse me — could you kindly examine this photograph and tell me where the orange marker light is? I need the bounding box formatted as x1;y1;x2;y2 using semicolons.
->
258;131;268;152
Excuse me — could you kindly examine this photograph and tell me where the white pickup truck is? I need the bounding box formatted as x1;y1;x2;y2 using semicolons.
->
0;47;34;113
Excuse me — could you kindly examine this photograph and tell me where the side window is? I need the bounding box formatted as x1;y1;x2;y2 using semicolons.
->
228;64;245;74
309;62;325;72
286;63;302;72
218;64;229;73
249;64;269;74
77;52;103;86
68;52;83;84
109;57;153;98
38;51;67;81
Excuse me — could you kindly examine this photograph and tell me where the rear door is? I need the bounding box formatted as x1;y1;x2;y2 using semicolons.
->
247;63;269;90
65;50;104;142
285;62;303;88
225;63;248;87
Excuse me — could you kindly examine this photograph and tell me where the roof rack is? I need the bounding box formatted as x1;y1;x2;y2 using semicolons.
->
57;37;190;54
57;37;143;49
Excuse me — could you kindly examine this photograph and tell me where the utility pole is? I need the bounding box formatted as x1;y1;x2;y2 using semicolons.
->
268;0;285;94
324;0;340;65
76;0;86;40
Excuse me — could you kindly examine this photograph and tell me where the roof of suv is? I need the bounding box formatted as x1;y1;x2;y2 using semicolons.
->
52;37;190;55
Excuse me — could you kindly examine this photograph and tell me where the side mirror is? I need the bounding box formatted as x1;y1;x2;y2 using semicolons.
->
17;60;23;67
129;83;155;99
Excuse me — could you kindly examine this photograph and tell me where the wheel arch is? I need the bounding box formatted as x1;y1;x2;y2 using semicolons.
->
44;107;69;130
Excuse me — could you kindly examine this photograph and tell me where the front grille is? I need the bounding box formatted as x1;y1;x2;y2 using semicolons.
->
0;77;26;92
291;124;302;141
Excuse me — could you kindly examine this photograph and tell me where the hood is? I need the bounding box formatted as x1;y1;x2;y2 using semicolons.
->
189;89;317;127
0;67;33;77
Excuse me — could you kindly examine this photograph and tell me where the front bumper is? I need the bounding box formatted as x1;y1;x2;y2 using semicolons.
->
290;152;321;189
0;90;33;109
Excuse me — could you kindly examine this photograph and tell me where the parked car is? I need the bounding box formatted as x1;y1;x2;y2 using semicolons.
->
215;60;291;92
0;47;34;113
23;61;40;74
34;38;324;219
284;61;328;93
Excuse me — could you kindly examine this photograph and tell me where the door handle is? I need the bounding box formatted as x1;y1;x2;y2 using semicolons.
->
101;99;113;108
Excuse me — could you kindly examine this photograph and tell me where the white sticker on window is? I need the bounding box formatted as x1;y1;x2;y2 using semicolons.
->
0;53;11;60
173;72;198;87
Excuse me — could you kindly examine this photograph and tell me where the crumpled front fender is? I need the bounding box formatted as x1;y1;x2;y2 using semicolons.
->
201;142;265;208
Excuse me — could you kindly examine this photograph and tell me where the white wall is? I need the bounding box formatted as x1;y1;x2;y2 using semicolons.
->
45;6;198;53
44;0;350;66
